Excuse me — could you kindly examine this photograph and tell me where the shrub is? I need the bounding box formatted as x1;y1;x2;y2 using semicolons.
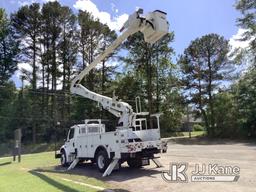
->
193;124;204;131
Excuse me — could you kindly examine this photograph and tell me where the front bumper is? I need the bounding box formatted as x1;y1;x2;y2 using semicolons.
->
55;150;61;158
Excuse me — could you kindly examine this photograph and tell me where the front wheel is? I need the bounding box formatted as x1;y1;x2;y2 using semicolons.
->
60;150;68;167
96;150;110;173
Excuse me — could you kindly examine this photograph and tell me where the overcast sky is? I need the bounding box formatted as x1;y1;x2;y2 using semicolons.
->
0;0;245;87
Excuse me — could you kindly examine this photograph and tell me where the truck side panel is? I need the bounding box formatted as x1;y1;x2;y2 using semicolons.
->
76;131;121;159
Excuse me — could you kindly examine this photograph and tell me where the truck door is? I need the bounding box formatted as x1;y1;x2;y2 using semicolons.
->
66;127;76;155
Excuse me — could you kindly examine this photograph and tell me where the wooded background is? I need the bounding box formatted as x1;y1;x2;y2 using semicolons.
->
0;0;255;145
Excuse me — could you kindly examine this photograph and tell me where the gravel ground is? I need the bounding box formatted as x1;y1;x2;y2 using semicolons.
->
62;139;256;192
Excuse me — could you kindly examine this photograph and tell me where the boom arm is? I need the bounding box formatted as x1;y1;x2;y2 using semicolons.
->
70;9;169;128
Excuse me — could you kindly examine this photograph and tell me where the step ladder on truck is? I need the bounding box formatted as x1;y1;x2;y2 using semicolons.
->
55;8;169;177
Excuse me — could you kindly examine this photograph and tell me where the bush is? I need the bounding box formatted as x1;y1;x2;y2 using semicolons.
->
193;124;204;131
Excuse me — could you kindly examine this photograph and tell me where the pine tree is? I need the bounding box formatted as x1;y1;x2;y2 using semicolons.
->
12;3;42;143
179;34;232;137
122;32;175;115
11;3;41;90
0;8;19;85
58;6;77;122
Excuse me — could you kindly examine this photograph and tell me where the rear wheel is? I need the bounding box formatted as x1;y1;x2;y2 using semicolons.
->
127;158;142;168
96;150;110;173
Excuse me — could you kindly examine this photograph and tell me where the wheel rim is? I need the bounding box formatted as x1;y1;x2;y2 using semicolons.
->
61;153;65;165
98;155;105;169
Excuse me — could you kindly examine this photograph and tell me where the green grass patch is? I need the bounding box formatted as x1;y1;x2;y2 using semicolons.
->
0;152;108;192
180;131;206;137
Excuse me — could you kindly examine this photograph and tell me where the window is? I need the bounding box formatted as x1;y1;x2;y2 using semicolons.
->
81;127;86;134
88;126;99;133
147;117;158;129
142;120;147;130
68;128;74;140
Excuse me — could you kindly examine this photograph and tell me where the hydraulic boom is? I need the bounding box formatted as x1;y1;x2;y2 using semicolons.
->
70;9;169;128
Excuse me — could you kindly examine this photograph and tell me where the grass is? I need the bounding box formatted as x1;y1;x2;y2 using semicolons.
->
180;131;206;137
0;152;108;192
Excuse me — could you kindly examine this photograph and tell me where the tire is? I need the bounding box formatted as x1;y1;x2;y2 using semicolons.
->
127;158;142;168
60;150;68;167
96;150;110;173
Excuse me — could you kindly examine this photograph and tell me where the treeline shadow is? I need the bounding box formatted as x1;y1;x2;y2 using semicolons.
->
29;170;81;192
0;161;11;166
33;161;162;183
30;167;133;192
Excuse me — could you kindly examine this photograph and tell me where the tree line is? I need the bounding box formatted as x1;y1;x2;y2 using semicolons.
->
0;0;255;144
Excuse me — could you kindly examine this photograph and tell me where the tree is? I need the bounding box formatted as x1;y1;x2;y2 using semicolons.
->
12;3;42;143
0;8;19;85
58;7;77;92
235;0;256;65
179;34;232;137
0;9;19;142
121;32;184;133
12;3;41;90
0;82;16;141
75;11;99;120
75;11;117;119
235;67;256;137
41;2;62;93
99;24;117;95
58;6;77;121
123;32;175;115
213;91;240;138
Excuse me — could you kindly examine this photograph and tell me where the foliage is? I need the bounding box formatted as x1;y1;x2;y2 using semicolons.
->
193;124;204;132
122;32;184;132
213;92;240;138
235;67;256;137
179;34;233;137
0;82;16;141
1;1;256;144
0;9;19;85
235;0;256;65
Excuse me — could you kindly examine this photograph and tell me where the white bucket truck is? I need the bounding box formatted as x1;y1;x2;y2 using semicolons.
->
56;9;169;177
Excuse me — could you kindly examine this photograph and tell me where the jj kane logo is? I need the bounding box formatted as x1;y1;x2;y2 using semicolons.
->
161;163;188;183
162;163;240;183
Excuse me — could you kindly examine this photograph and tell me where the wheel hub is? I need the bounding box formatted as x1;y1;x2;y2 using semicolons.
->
61;154;65;165
98;155;105;169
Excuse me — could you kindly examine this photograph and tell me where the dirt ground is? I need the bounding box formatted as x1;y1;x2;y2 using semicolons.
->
55;138;256;192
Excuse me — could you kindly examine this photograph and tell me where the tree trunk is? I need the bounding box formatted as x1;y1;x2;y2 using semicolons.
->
156;51;160;112
207;51;215;137
32;35;37;144
198;73;210;135
146;46;153;128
